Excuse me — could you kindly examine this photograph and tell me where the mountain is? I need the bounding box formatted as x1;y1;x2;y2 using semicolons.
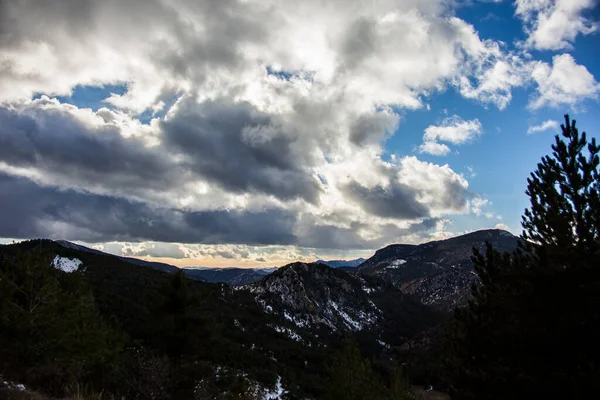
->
314;258;366;268
246;262;443;344
0;240;353;397
357;229;520;311
183;267;277;286
0;230;519;397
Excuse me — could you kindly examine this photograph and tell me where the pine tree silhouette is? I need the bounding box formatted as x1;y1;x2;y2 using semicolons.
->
444;115;600;399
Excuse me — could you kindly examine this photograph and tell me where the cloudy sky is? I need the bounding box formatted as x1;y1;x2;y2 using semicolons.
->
1;0;599;267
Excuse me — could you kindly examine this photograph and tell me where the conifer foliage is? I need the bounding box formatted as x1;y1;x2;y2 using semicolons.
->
0;249;119;395
445;115;600;399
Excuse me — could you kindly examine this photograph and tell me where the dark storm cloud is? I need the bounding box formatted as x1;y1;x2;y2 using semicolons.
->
0;103;181;191
161;98;322;202
0;173;297;245
341;180;430;219
0;96;322;202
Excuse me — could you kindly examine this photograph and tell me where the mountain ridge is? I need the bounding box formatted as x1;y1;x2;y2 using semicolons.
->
357;229;520;310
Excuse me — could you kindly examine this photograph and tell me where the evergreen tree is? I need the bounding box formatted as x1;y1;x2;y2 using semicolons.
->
153;269;215;357
326;339;379;400
153;270;218;397
444;115;600;399
0;249;119;395
326;339;414;400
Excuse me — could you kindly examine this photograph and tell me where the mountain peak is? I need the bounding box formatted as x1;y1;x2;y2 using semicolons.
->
249;262;381;332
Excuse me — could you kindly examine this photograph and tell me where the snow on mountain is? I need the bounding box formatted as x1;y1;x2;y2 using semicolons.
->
52;255;82;273
264;376;287;400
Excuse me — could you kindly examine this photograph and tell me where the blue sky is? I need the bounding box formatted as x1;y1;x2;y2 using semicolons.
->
0;0;599;266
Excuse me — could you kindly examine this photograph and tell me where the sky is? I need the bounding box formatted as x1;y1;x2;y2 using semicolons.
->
0;0;599;267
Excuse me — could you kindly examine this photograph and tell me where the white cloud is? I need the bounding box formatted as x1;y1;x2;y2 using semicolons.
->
419;141;451;156
423;116;483;144
527;119;560;134
419;116;482;156
470;196;490;216
515;0;598;51
529;53;600;109
493;223;518;235
457;55;530;110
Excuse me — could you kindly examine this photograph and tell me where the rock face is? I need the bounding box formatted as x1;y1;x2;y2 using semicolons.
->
400;268;478;311
357;229;520;311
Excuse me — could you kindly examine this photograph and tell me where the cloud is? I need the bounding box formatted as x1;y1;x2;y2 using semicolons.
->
423;116;483;144
465;166;477;178
527;119;560;134
419;141;451;156
419;116;482;156
0;173;300;245
348;109;399;146
470;196;491;216
493;223;518;235
0;0;533;257
456;55;530;110
342;180;431;219
161;96;322;202
0;171;468;253
0;98;180;199
515;0;598;51
0;0;528;110
529;54;600;109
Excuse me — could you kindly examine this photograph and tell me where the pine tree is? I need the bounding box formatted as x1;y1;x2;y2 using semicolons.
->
325;339;414;400
444;115;600;399
0;249;119;395
522;114;600;269
326;339;379;400
154;269;202;357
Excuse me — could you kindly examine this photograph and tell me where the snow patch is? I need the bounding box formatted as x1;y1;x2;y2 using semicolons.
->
234;319;245;331
52;255;82;273
328;300;364;330
257;298;273;313
386;259;407;269
271;325;302;342
264;376;287;400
